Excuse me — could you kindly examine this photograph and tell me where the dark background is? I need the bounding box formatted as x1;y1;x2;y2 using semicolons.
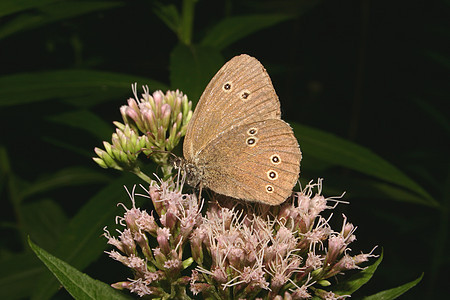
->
0;0;448;299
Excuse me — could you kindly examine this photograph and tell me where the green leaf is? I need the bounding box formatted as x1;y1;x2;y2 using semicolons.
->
291;123;437;206
152;2;180;35
362;273;423;300
0;70;168;107
424;51;450;69
31;173;145;299
413;98;450;135
182;257;194;269
170;43;224;103
304;174;435;206
334;250;383;295
28;238;132;300
201;14;292;50
0;1;124;40
0;0;58;17
42;136;97;159
22;199;68;250
20;166;110;199
347;179;436;206
46;110;114;141
0;253;44;300
0;146;11;197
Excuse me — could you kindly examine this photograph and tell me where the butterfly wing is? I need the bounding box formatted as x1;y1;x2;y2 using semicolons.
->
196;119;301;205
183;54;281;160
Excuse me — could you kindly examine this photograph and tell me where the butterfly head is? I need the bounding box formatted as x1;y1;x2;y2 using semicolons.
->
173;157;204;188
184;162;204;187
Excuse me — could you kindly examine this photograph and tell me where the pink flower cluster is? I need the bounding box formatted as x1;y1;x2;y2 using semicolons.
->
104;178;376;299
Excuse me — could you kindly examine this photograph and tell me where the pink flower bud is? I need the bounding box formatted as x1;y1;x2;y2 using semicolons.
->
190;283;211;296
228;247;245;266
127;97;140;113
152;91;162;117
111;281;131;290
180;215;196;239
124;106;141;124
148;186;164;216
291;286;311;299
161;210;177;229
161;103;172;129
153;247;166;269
212;267;227;283
142;109;157;134
156;227;171;254
124;208;140;232
137;211;158;236
164;258;182;272
277;201;292;224
190;228;205;264
325;235;346;266
152;90;163;105
119;229;136;256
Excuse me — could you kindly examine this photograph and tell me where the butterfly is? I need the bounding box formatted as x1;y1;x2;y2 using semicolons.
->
181;54;301;205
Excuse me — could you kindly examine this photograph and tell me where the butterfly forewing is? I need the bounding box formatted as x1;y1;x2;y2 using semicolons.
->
184;54;281;160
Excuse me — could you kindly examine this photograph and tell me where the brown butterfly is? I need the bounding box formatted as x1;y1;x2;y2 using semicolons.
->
182;54;301;205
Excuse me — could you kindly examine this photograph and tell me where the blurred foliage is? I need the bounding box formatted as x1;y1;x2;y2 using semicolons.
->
0;0;448;299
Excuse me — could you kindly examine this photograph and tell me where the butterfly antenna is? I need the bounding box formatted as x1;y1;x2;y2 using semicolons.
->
199;184;203;202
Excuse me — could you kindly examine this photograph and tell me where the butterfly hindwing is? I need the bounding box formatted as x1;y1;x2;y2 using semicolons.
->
195;119;301;205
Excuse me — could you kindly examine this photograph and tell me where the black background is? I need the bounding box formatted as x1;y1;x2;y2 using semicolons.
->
1;0;448;299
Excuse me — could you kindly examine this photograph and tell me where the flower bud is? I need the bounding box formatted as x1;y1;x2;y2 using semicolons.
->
212;267;228;284
156;227;171;255
92;157;108;169
119;229;136;256
138;211;158;236
113;121;125;131
143;108;157;135
326;235;346;265
190;228;204;264
149;186;164;216
161;210;177;229
157;125;165;141
190;283;211;296
111;281;130;290
153;247;166;269
317;279;331;286
168;122;178;146
127;97;140;114
93;84;193;176
102;141;113;156
152;90;163;114
173;93;182;116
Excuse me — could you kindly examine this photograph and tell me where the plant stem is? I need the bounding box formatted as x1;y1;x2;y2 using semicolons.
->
180;0;196;45
1;147;27;248
134;168;153;184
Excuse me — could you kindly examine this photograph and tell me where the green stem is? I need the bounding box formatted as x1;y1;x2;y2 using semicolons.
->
427;169;449;297
198;270;223;299
133;168;153;184
162;163;174;180
179;0;196;45
171;283;192;300
0;147;27;249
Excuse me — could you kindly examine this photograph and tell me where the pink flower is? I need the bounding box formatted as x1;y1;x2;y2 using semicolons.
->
104;178;376;299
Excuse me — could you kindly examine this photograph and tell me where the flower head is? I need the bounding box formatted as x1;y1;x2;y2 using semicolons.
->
93;84;192;178
104;173;376;299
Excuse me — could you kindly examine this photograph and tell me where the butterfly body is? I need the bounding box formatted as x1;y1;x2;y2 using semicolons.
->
182;54;301;205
